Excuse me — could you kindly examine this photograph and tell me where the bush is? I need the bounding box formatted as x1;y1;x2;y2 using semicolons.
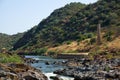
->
0;53;23;63
77;33;94;42
53;43;60;47
66;41;72;45
90;37;96;44
106;36;112;41
85;33;94;38
104;31;113;41
47;50;57;56
33;48;47;55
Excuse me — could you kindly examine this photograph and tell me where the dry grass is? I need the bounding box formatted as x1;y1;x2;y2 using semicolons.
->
107;36;120;49
48;39;91;53
47;35;120;56
48;41;79;53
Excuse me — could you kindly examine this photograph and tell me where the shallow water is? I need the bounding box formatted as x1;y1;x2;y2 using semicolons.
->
25;55;74;80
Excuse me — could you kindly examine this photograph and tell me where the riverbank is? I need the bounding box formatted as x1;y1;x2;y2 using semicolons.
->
23;55;120;80
54;56;120;80
0;63;48;80
0;53;48;80
1;53;120;80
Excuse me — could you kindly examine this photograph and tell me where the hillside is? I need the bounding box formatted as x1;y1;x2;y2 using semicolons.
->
0;33;23;51
13;2;86;50
13;0;120;55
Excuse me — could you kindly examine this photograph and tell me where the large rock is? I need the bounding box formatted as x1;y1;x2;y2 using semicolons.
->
0;63;48;80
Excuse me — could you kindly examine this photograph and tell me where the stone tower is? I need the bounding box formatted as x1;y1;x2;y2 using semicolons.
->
97;23;102;45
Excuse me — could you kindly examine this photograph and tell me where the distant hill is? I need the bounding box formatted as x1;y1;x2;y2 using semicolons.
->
13;0;120;54
0;33;23;50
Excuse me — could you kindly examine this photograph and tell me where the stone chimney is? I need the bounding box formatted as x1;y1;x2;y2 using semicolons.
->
97;23;102;45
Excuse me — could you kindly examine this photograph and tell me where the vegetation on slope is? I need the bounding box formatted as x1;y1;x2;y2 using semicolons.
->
0;33;24;51
0;53;23;63
13;0;120;55
13;2;86;50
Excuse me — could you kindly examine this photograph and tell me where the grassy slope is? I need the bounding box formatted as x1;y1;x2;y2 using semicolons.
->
47;35;120;57
0;53;23;63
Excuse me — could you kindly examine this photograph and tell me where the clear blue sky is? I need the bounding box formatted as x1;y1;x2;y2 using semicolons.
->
0;0;97;35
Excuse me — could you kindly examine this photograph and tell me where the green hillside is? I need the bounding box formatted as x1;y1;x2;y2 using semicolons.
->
0;33;23;50
13;0;120;54
13;2;86;50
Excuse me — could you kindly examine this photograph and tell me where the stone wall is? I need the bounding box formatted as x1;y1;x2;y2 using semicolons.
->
57;53;88;59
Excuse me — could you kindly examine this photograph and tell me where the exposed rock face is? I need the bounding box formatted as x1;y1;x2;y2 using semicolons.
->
0;63;48;80
54;58;120;80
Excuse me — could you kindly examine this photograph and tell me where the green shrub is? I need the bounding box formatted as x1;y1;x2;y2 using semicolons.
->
116;52;120;55
66;41;72;45
105;66;110;72
77;33;94;42
33;48;47;55
104;31;113;41
106;36;112;41
85;33;94;38
0;53;23;63
53;43;60;47
90;37;96;44
47;50;57;56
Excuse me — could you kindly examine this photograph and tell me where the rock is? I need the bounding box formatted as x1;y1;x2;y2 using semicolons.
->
24;58;39;64
54;69;65;75
0;71;18;80
54;57;120;80
50;76;60;80
45;61;50;65
0;71;7;77
0;63;48;80
24;75;39;80
105;72;120;79
74;76;96;80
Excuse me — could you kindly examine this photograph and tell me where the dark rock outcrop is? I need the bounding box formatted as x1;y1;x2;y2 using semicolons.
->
54;58;120;80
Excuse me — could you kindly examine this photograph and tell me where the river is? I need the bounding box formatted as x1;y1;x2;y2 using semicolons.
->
25;55;74;80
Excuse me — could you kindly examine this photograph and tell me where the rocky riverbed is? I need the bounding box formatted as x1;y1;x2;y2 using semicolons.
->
0;63;48;80
23;55;120;80
2;55;119;80
53;57;120;80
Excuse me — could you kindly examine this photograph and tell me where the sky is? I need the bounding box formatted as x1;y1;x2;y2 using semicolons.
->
0;0;97;35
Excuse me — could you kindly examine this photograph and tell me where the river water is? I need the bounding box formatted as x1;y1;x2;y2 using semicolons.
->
25;56;74;80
